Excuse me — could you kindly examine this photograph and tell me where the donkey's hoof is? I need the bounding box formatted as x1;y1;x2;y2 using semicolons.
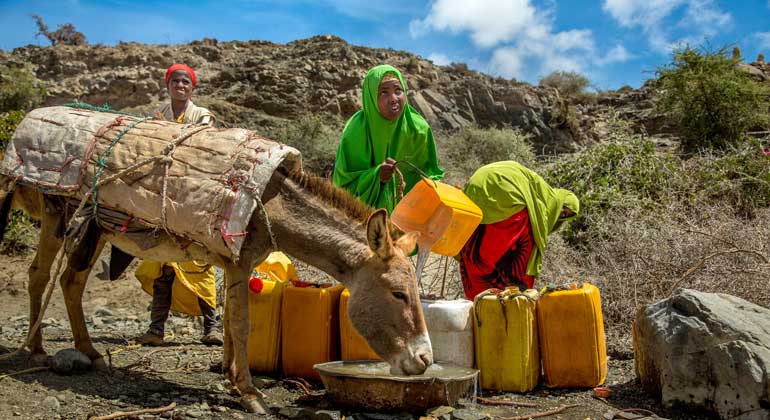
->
240;394;269;414
28;353;50;367
92;357;109;372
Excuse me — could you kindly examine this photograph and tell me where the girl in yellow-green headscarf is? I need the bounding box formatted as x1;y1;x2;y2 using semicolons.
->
459;161;579;299
333;65;444;212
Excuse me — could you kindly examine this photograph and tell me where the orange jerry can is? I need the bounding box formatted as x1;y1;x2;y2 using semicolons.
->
537;283;608;388
247;252;297;373
281;282;344;380
392;178;482;256
339;288;380;361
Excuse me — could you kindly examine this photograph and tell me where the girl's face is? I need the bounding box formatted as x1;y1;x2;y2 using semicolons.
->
377;77;405;121
168;70;193;101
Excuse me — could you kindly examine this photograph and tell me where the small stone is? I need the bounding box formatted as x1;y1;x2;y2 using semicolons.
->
213;406;226;412
278;407;304;418
451;409;491;420
94;307;114;317
316;410;341;420
211;383;225;392
185;410;202;418
13;412;21;416
251;376;276;389
10;315;26;322
50;348;92;375
427;406;454;417
43;396;60;411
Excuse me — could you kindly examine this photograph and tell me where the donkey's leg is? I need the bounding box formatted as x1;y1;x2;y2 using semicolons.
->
224;264;268;414
26;211;64;366
60;238;108;371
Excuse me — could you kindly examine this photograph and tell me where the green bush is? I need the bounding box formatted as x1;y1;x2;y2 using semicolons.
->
0;110;25;150
656;45;770;154
274;115;341;176
544;139;679;246
682;144;770;218
0;64;47;113
441;126;535;184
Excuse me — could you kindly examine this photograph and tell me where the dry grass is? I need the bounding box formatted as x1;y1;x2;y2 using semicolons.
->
542;205;770;337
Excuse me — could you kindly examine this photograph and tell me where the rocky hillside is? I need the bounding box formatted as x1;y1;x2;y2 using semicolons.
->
1;35;587;153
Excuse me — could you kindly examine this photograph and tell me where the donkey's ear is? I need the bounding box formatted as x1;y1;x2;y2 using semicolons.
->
366;209;393;259
395;231;420;255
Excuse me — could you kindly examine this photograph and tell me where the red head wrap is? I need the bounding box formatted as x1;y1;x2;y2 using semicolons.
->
165;64;197;87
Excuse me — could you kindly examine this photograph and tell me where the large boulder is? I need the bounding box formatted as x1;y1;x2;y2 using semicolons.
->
633;289;770;420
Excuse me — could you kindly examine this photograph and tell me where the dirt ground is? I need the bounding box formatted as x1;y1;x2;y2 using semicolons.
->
0;252;717;420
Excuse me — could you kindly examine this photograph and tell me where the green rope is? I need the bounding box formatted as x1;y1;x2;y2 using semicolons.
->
90;116;149;222
63;102;143;117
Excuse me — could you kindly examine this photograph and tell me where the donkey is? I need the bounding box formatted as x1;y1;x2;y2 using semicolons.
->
0;168;432;414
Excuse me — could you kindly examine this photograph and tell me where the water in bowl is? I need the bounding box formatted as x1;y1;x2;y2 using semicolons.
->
319;360;476;380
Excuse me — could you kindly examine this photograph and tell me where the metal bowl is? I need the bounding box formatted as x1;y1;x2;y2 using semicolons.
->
314;360;478;412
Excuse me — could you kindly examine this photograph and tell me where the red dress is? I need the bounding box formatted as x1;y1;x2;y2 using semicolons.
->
459;209;535;300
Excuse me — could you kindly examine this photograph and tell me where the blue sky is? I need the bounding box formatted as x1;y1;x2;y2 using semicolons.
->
1;0;770;90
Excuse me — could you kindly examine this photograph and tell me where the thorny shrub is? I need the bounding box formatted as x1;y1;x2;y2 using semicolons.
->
440;126;536;185
272;115;342;177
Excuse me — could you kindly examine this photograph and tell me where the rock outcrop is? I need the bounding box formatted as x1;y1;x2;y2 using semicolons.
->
1;35;584;153
633;288;770;420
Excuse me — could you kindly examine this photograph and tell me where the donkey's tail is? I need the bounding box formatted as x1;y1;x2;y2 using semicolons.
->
0;187;15;243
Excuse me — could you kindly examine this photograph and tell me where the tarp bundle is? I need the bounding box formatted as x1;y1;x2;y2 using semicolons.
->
0;106;301;260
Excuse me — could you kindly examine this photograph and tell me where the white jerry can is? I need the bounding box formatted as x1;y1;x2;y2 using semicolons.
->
421;298;475;368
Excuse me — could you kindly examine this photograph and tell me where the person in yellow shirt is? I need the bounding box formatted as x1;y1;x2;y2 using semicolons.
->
133;63;221;346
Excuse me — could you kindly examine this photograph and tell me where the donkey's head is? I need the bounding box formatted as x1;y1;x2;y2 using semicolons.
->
346;209;432;376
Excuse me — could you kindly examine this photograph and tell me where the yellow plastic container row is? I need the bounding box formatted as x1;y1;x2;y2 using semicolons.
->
247;252;297;372
473;288;540;392
339;289;380;361
281;283;344;380
392;178;482;256
537;283;607;388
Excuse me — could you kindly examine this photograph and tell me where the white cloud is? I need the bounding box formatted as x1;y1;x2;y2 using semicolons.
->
427;53;451;66
602;0;732;53
410;0;545;48
598;45;633;65
755;32;770;50
411;0;632;82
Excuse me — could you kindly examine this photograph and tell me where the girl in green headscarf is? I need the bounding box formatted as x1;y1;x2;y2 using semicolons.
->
459;161;579;299
333;65;444;212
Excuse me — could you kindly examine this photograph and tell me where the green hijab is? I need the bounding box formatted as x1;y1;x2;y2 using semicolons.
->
332;65;444;212
464;161;579;277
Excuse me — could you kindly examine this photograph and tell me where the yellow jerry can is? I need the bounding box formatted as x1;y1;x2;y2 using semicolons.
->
247;252;297;373
339;289;380;361
392;178;483;256
537;282;607;388
281;282;344;380
473;288;540;392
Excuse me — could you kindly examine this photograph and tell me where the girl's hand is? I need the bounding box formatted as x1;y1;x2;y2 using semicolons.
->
379;158;397;183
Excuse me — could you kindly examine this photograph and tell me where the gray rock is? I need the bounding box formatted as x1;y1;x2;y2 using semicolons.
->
94;307;114;317
42;396;60;411
634;289;770;420
50;348;92;374
185;409;203;418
